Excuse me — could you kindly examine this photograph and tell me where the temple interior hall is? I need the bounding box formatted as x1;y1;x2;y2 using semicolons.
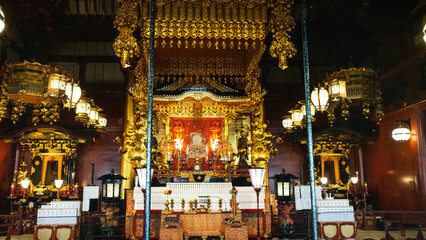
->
0;0;424;239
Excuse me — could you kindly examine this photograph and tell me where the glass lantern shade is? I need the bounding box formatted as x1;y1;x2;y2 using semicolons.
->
54;179;64;189
21;179;31;188
65;82;81;108
97;114;107;128
103;182;120;198
0;8;5;33
276;179;295;201
351;176;359;184
290;108;303;127
328;79;347;100
311;87;329;111
88;106;100;125
423;24;426;43
47;74;67;97
391;126;411;141
135;167;154;190
249;168;266;190
282;115;293;129
98;170;126;202
301;102;316;117
320;177;328;185
75;97;91;119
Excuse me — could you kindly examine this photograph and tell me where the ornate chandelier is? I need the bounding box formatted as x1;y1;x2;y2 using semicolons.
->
0;61;107;130
282;68;384;129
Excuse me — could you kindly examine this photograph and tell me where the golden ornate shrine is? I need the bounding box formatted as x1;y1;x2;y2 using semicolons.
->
113;0;295;191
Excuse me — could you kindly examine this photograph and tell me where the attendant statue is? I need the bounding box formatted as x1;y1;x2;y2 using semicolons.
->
277;203;295;233
100;204;120;236
237;130;250;166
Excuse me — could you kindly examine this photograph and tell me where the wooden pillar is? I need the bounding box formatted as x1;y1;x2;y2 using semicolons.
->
358;145;365;186
410;106;426;210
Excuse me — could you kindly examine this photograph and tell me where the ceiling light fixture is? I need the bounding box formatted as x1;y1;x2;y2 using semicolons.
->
391;120;411;142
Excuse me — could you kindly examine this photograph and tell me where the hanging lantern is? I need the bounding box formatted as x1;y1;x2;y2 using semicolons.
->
6;62;48;104
282;115;293;129
311;87;329;111
88;105;100;126
64;82;82;108
96;113;107;132
290;107;303;127
75;96;92;122
328;79;346;100
0;7;5;33
301;101;316;117
423;24;426;43
47;73;67;98
98;113;107;127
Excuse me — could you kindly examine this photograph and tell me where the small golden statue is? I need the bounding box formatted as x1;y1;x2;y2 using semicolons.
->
164;200;170;213
181;198;185;212
189;200;193;212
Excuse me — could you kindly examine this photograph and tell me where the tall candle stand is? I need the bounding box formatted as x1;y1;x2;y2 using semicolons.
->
167;156;173;182
206;153;214;170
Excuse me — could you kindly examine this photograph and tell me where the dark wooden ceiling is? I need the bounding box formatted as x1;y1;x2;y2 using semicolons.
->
0;0;424;94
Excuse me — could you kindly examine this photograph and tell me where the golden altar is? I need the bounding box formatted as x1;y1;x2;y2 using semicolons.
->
114;0;296;238
114;0;296;195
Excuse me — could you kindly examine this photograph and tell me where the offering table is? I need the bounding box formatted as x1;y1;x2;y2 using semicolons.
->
126;182;268;239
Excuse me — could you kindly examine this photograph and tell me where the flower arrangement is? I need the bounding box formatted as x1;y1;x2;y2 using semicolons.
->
164;189;172;202
219;198;222;203
216;140;233;159
160;139;178;160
